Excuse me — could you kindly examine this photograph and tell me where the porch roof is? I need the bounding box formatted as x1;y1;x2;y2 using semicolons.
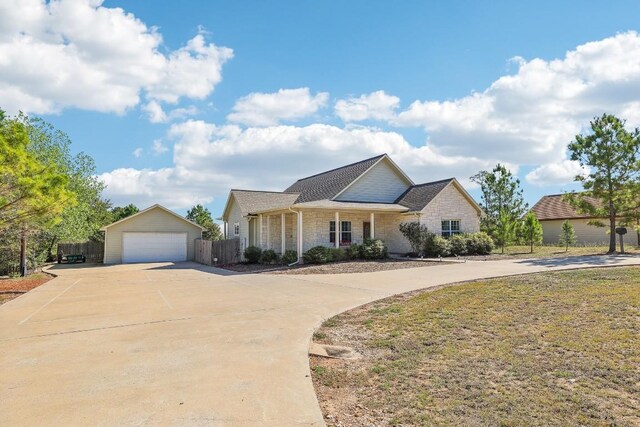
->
251;200;409;214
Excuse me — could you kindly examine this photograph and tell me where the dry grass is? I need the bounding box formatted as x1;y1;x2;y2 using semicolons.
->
311;266;640;426
473;244;640;260
0;273;52;305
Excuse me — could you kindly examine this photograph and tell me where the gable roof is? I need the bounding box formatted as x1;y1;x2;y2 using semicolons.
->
101;204;206;231
225;190;300;217
395;179;453;212
283;154;387;203
530;194;602;220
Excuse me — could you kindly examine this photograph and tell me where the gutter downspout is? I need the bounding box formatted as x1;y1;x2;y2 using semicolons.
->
287;207;301;266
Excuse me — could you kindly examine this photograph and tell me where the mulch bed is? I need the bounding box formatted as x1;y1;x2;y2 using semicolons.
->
0;273;53;304
220;259;445;275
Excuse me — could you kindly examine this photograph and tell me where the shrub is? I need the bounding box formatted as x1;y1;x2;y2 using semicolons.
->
329;248;346;262
466;232;494;255
243;245;262;264
281;249;298;265
345;243;363;260
361;239;388;259
260;249;278;264
449;234;468;256
303;246;333;264
399;222;431;256
424;235;451;257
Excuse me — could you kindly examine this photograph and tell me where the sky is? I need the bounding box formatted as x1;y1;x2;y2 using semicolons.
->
2;0;640;218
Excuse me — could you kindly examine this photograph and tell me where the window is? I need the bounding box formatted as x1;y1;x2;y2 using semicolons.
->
329;221;352;244
233;222;240;236
441;220;461;237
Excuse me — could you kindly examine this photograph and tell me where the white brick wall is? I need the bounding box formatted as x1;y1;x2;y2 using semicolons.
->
420;183;480;235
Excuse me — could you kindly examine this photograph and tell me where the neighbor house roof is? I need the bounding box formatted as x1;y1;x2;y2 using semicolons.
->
530;194;602;220
100;204;206;231
395;179;454;212
283;154;387;203
227;190;300;216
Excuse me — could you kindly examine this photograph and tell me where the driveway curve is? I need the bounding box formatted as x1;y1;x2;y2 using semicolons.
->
1;255;639;426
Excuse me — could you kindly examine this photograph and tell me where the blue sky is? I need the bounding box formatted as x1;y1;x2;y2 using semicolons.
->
3;0;640;217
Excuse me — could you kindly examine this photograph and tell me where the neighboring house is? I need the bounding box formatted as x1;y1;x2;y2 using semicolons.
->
102;204;204;264
220;154;481;259
530;194;611;245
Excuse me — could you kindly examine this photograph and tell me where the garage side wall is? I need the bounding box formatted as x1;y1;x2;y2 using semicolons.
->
104;208;202;264
540;218;611;245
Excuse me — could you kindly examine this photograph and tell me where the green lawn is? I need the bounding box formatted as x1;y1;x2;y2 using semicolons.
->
311;267;640;426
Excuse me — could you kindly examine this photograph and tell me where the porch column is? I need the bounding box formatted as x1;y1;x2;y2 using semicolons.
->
223;221;227;239
281;213;286;254
370;212;375;239
266;215;271;249
297;211;303;259
259;214;263;248
335;211;340;248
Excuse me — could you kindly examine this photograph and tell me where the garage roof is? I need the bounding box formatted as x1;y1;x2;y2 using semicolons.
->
100;204;206;231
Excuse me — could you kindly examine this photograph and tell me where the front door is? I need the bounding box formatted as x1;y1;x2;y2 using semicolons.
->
363;222;371;240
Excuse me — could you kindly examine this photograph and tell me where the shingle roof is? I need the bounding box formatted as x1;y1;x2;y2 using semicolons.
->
530;194;601;220
230;190;300;216
394;179;454;212
292;200;409;211
284;154;386;203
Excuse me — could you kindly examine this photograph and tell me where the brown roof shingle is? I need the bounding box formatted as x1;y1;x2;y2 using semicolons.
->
394;179;454;212
530;194;601;220
230;190;300;216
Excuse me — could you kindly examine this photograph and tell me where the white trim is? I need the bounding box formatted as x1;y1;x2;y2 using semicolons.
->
370;212;375;239
334;212;340;248
281;213;286;254
331;154;414;201
101;204;206;231
259;214;263;248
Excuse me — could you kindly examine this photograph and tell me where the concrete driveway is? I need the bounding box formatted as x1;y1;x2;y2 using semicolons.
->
1;255;639;426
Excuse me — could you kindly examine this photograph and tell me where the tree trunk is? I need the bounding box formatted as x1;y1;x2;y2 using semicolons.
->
20;231;27;277
608;212;616;254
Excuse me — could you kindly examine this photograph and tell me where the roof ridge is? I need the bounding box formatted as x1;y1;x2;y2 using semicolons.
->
408;178;455;188
293;153;386;182
231;189;299;194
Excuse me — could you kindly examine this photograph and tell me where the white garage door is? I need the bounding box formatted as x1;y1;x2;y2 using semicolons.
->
122;232;187;263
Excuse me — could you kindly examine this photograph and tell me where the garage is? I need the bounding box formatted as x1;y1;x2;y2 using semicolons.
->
122;232;188;263
101;204;204;264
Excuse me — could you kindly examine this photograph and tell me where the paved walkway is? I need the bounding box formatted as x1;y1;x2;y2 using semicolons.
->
1;255;639;426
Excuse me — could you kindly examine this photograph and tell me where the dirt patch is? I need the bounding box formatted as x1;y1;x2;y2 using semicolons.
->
310;267;640;426
220;259;445;275
0;273;53;304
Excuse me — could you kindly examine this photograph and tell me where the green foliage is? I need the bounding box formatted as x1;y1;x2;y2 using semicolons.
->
465;232;494;255
186;204;222;240
424;235;451;257
243;245;262;264
329;247;346;262
398;222;431;256
471;164;527;248
281;249;298;265
345;243;363;260
260;249;278;264
558;220;577;252
448;234;468;255
519;212;544;253
303;246;334;264
566;114;640;253
361;239;388;259
111;204;139;222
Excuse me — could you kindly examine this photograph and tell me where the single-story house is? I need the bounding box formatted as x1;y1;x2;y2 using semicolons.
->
101;204;204;264
530;194;612;245
221;154;482;260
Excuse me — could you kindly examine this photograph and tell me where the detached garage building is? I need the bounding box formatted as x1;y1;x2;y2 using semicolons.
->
101;204;204;264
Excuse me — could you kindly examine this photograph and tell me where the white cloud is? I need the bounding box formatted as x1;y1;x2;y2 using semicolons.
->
0;0;232;115
132;147;143;158
100;120;497;208
525;160;589;186
142;101;198;123
335;90;400;122
152;140;168;155
227;88;329;126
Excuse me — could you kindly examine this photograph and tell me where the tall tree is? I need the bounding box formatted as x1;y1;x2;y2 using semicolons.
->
186;204;222;240
470;164;527;249
519;212;543;253
566;114;640;253
111;204;139;222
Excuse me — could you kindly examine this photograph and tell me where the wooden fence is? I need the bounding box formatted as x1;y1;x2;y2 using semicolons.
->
57;241;104;263
195;238;241;266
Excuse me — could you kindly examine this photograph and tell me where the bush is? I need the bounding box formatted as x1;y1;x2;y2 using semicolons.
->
361;239;388;259
281;249;298;265
399;222;431;257
424;235;451;257
329;248;346;262
260;249;278;264
449;234;468;256
466;232;494;255
243;246;262;264
303;246;334;264
345;243;363;260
